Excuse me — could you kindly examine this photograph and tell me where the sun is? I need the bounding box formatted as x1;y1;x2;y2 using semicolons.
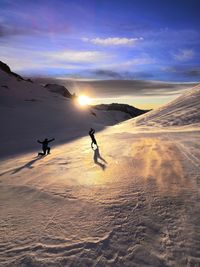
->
77;95;91;106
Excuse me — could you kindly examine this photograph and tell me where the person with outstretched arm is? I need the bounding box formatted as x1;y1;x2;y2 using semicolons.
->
37;138;55;156
89;128;97;149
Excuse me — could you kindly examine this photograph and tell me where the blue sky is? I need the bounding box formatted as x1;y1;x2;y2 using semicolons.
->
0;0;200;82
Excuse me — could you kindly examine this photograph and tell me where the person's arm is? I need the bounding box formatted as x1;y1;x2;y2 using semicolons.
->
37;140;42;144
48;138;55;143
92;129;95;134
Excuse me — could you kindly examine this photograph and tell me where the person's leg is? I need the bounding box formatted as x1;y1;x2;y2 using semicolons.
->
93;138;97;147
47;147;50;154
38;149;45;156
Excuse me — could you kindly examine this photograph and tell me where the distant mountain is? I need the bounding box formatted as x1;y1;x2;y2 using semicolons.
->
0;61;24;81
135;84;200;127
44;83;72;98
93;103;150;119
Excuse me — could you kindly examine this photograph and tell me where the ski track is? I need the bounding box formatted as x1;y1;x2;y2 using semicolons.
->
177;142;200;168
0;129;200;266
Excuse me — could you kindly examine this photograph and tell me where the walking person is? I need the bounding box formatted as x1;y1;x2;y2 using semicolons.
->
89;128;97;149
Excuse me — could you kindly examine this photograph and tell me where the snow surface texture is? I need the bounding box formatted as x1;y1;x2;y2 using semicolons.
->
135;84;200;127
0;69;200;266
0;127;200;267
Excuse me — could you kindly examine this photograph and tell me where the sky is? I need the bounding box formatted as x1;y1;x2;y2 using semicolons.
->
0;0;200;108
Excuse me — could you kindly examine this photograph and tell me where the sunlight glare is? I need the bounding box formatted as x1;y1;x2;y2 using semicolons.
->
78;95;91;106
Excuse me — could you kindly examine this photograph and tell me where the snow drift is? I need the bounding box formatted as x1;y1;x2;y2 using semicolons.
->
135;84;200;127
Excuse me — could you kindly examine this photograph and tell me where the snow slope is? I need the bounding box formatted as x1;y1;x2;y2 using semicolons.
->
0;68;200;266
134;84;200;127
0;125;199;267
0;68;140;158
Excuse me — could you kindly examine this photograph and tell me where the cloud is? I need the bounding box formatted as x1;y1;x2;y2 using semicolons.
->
52;79;197;98
48;50;110;63
93;70;123;79
82;37;143;46
83;80;196;97
92;69;154;79
184;68;200;77
0;23;28;37
165;66;200;78
0;44;112;73
173;49;195;61
97;55;155;71
0;17;70;38
0;45;81;72
118;57;154;67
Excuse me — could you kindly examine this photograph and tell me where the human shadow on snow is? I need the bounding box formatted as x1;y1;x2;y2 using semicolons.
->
0;156;45;176
93;146;107;170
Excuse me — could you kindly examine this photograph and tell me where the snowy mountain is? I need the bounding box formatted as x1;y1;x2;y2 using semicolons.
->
0;61;146;158
0;61;24;81
44;83;72;98
134;84;200;127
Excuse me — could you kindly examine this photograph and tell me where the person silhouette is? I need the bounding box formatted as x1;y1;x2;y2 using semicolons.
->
89;128;97;149
37;138;55;156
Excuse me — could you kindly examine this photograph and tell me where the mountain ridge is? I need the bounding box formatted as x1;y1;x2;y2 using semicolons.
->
134;83;200;127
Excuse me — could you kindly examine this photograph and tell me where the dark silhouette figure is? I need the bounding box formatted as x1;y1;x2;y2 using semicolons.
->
37;138;55;156
93;147;107;170
89;128;97;149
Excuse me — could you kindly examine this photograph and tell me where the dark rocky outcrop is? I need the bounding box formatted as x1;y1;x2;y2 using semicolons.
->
44;84;72;98
93;103;150;118
0;61;24;81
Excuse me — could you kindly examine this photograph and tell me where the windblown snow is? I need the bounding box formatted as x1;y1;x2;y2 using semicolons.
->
0;67;200;267
135;84;200;127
